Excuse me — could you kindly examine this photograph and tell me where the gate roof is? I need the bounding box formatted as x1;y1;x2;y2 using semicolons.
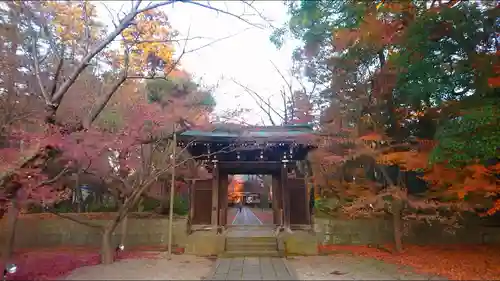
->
179;123;315;143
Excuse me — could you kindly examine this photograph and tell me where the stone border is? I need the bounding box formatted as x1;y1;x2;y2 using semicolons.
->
204;258;222;280
282;257;299;279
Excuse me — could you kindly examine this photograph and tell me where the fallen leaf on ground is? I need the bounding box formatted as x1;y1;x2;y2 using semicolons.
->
319;244;500;280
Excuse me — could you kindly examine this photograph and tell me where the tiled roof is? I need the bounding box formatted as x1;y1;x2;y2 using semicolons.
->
180;124;314;140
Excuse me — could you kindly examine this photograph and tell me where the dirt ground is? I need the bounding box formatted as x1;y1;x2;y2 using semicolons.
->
287;255;446;280
64;254;215;280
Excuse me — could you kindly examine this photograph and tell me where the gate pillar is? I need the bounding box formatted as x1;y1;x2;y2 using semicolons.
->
218;173;229;227
211;163;219;228
281;164;291;230
271;173;282;226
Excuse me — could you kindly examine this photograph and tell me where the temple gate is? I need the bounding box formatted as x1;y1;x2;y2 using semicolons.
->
177;124;315;232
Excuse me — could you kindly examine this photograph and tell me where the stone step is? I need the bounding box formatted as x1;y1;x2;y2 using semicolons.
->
226;237;276;243
224;236;279;256
226;238;277;245
220;250;281;257
226;243;277;251
226;240;277;247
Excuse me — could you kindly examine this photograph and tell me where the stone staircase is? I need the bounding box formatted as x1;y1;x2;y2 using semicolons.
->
222;236;280;257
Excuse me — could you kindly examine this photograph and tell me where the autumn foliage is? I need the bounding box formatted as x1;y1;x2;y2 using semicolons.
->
0;0;225;268
276;0;499;253
319;244;500;280
9;248;160;281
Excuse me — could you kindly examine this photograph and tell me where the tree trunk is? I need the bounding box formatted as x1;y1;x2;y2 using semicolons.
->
137;197;144;212
1;201;19;269
100;185;145;264
73;173;83;212
120;215;128;247
392;199;404;253
101;227;114;264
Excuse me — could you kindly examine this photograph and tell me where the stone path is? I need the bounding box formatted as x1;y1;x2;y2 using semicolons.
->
208;257;297;280
231;207;263;225
208;208;295;280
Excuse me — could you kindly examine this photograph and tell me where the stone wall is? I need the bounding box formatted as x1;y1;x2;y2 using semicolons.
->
314;217;500;246
0;213;188;249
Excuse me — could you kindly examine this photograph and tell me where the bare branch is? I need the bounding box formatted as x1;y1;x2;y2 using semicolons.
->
231;78;284;124
184;27;252;53
49;51;65;98
82;45;130;129
102;2;120;28
185;1;265;30
240;1;277;30
31;36;52;105
116;36;208;44
41;0;264;126
48;0;177;115
270;60;293;95
38;167;70;187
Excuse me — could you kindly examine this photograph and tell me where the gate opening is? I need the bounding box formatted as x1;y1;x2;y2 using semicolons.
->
227;174;273;226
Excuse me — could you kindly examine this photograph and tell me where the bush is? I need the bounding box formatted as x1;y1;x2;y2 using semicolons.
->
142;194;188;216
142;197;161;212
87;202;117;212
173;195;188;216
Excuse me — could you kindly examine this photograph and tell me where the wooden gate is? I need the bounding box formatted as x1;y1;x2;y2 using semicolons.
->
190;179;212;225
287;178;310;225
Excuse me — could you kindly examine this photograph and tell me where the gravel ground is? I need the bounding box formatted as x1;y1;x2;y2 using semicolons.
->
64;253;215;280
286;255;447;280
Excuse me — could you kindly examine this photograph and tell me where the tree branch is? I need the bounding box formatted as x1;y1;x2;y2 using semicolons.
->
31;36;52;105
231;78;284;124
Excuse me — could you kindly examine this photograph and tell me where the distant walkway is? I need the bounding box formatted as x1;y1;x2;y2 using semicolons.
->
209;257;297;280
231;207;263;225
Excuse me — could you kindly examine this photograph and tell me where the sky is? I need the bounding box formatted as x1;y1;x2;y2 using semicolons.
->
96;1;302;125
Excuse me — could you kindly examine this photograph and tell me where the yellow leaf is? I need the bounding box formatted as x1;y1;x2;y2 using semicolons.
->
376;1;384;10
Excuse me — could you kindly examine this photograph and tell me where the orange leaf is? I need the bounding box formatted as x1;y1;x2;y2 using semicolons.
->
359;132;383;141
457;190;466;199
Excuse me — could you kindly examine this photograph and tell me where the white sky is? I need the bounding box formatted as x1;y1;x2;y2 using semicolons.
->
96;1;301;125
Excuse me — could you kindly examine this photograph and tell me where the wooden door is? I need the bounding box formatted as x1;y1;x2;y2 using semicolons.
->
191;179;212;225
287;178;310;225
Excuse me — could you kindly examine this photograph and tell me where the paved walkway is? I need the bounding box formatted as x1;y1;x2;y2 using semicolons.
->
208;257;297;280
208;208;297;280
227;207;274;237
231;207;263;225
